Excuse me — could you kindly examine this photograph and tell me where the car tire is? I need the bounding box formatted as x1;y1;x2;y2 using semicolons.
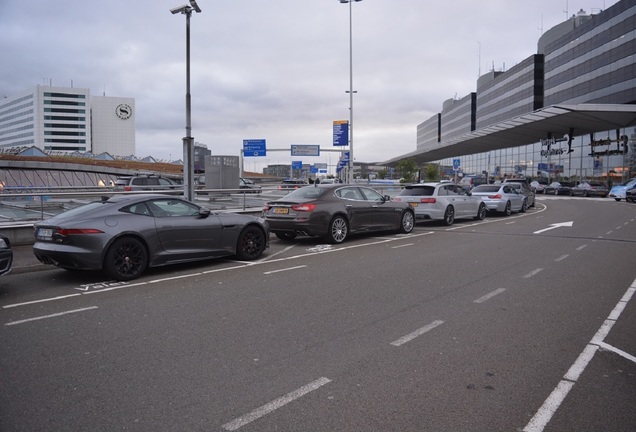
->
615;198;621;202
554;189;558;195
474;203;487;220
325;215;348;244
399;210;415;234
583;191;589;197
443;206;455;226
103;237;148;281
503;201;512;216
520;199;527;213
236;225;266;260
275;232;297;241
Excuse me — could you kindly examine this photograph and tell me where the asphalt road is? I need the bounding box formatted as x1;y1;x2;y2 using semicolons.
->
1;196;635;431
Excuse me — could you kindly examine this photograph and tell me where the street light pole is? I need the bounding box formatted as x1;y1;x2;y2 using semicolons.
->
171;0;201;201
340;0;361;184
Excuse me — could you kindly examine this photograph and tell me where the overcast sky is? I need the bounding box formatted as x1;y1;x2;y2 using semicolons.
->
0;0;618;172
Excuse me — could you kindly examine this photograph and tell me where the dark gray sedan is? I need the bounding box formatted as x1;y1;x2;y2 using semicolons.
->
33;194;269;281
262;184;415;243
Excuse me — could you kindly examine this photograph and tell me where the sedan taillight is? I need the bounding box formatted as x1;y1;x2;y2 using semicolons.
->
291;203;316;212
420;198;436;203
488;194;503;199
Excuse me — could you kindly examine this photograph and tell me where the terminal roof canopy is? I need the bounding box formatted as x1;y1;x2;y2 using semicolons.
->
385;104;636;165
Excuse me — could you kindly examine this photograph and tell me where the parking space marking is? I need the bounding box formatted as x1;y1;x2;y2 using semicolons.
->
523;268;544;278
3;293;82;309
221;377;331;431
3;231;436;310
5;306;98;326
523;280;636;432
474;288;506;303
554;254;569;262
390;320;444;347
576;245;588;251
264;265;307;275
605;230;613;235
391;243;413;249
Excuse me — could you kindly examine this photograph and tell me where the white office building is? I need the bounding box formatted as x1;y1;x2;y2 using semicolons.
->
0;85;135;156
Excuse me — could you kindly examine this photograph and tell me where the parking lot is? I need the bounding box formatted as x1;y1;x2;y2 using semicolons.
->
1;196;635;431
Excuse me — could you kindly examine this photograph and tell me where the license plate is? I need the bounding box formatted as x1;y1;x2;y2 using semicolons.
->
273;207;289;214
37;228;53;240
409;202;418;207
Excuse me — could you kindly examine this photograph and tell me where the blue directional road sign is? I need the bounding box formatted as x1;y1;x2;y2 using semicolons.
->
243;139;266;157
453;158;461;170
333;120;349;146
292;160;303;170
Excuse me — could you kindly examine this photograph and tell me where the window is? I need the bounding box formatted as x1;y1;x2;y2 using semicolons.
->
147;199;200;218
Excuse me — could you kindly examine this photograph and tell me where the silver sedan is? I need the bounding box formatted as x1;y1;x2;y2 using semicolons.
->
470;184;526;215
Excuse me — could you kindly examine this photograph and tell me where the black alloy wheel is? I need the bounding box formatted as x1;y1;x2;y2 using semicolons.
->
236;225;266;260
104;237;148;281
474;203;487;220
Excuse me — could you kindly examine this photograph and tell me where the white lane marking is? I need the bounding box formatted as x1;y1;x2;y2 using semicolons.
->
264;265;306;275
474;288;506;303
523;268;544;278
505;221;516;225
554;254;569;262
251;244;297;263
221;377;331;431
5;306;98;326
523;282;636;432
2;293;82;309
605;230;613;235
2;231;436;310
576;245;587;251
597;341;636;364
391;243;413;249
390;320;444;347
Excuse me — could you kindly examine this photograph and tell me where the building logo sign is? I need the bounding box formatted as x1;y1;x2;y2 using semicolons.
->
115;103;133;120
540;134;573;157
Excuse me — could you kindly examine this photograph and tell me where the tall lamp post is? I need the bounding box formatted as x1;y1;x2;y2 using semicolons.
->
171;0;202;201
339;0;362;184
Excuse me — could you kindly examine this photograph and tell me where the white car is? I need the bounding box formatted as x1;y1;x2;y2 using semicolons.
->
394;182;486;226
470;184;526;215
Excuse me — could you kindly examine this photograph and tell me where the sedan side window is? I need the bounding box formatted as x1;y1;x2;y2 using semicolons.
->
360;187;384;202
338;187;363;200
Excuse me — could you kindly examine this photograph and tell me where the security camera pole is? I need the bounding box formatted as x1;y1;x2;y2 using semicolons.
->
171;0;202;201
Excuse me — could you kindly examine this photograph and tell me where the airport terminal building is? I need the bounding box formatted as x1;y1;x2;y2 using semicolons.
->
397;0;636;182
0;85;135;156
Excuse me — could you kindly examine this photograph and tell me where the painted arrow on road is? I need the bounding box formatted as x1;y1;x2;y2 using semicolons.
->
533;221;574;234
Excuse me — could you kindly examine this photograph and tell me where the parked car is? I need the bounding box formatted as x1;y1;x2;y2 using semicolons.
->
278;179;308;190
608;178;636;201
33;194;269;281
114;174;181;192
544;181;574;196
0;234;13;277
239;177;262;193
530;180;549;193
458;175;488;191
505;182;536;208
626;185;636;203
393;182;486;226
470;184;526;215
570;181;609;197
262;184;414;243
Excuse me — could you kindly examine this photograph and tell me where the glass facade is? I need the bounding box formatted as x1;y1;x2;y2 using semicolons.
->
413;0;635;182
